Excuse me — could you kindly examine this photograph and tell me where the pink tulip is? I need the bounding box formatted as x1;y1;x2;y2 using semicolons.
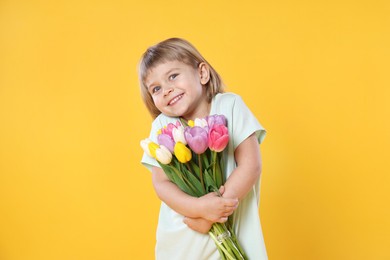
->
157;134;175;153
206;114;227;128
161;120;181;139
208;124;229;152
184;126;208;154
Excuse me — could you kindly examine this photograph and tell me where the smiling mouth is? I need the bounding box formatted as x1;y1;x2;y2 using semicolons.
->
168;94;183;106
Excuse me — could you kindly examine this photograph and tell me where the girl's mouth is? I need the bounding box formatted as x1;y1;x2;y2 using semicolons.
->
168;94;183;106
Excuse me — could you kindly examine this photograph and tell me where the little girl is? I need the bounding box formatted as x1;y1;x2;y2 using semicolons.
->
139;38;268;260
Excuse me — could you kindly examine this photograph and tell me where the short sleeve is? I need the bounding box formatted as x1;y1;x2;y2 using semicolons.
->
141;118;162;172
231;95;266;150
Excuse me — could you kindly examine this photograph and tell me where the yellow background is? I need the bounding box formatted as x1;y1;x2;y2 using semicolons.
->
1;0;389;259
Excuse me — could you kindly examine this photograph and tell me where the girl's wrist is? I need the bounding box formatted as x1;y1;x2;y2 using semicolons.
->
195;197;206;218
179;196;205;218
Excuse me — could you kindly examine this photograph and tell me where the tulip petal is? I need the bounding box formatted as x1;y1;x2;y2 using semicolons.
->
208;124;229;152
185;126;208;154
155;145;173;164
157;134;175;153
174;142;192;163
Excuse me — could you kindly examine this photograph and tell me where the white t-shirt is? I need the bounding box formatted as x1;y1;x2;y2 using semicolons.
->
141;92;268;260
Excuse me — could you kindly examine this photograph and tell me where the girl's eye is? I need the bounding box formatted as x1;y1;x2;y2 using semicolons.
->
169;74;178;80
152;86;161;94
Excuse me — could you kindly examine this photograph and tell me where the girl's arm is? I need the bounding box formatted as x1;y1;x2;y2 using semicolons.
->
223;133;262;200
151;167;238;223
183;217;213;234
183;133;262;233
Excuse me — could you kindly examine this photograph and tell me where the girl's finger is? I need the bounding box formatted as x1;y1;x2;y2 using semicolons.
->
218;217;228;223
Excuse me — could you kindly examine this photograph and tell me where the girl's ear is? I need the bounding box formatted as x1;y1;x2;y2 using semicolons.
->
198;62;210;85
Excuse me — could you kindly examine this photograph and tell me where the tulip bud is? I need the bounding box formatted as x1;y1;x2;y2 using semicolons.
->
187;120;195;127
148;142;160;158
184;126;208;154
140;138;152;157
161;121;181;138
194;118;208;128
206;114;227;128
172;125;187;145
157;134;175;153
174;142;192;163
155;145;172;164
208;124;229;152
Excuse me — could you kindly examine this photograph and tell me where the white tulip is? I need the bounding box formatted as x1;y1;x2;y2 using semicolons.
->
194;118;208;128
155;145;172;164
172;126;187;145
140;138;152;157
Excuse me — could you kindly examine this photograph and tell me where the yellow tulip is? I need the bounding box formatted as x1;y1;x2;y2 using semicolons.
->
148;142;159;158
188;120;194;127
174;142;192;163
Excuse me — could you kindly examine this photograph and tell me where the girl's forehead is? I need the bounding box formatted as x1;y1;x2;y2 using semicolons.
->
146;60;191;78
153;60;187;70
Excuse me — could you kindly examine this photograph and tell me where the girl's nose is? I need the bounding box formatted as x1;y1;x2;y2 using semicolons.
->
163;87;174;96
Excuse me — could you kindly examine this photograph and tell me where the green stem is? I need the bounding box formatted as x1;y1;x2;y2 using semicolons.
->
208;231;235;260
212;151;217;182
215;224;236;256
198;154;205;193
227;224;247;259
213;223;246;259
179;117;188;127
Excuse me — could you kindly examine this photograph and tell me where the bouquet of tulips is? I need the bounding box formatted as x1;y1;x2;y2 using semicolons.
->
141;115;247;260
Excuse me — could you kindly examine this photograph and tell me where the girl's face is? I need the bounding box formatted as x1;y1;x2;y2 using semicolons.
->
145;60;210;120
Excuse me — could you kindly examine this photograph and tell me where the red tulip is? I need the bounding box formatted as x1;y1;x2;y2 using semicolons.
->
208;124;229;152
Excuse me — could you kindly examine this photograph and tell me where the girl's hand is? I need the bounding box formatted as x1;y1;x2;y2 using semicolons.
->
183;217;213;234
197;190;238;223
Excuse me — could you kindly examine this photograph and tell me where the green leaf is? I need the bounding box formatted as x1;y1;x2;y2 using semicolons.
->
204;170;218;193
160;163;198;197
201;151;210;167
181;166;204;197
185;168;205;196
188;160;200;181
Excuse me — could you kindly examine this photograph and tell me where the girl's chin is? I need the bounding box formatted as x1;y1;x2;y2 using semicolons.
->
164;111;184;118
165;107;187;117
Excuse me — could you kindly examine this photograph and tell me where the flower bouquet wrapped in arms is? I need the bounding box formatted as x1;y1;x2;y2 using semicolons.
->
141;115;246;259
141;115;263;259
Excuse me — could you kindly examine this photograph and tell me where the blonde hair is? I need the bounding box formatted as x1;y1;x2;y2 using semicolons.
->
138;38;225;118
